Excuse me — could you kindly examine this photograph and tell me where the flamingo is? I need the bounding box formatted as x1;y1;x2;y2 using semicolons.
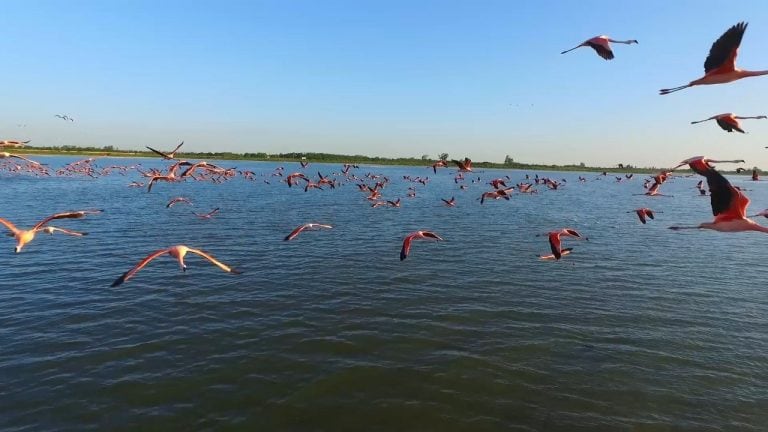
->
166;197;192;208
539;228;585;260
146;141;184;160
452;158;472;172
0;152;41;165
752;169;760;181
442;197;456;207
628;208;660;224
110;245;241;287
668;156;768;233
283;223;332;241
660;22;768;95
432;160;448;174
561;36;638;60
691;113;767;133
0;140;31;147
400;230;443;261
0;210;102;253
192;208;220;219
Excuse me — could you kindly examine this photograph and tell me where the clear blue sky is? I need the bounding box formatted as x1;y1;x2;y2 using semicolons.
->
2;0;768;167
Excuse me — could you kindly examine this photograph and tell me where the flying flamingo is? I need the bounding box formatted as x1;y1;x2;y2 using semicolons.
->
400;230;443;261
660;22;768;95
0;210;102;253
283;223;333;241
0;152;42;165
452;158;473;172
0;140;31;147
539;228;585;260
441;197;456;207
192;208;220;219
690;113;767;133
628;208;660;224
561;36;638;60
166;197;192;208
668;156;768;233
146;141;184;160
110;245;241;287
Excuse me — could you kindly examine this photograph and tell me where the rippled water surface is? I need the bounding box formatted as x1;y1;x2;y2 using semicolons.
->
1;156;767;431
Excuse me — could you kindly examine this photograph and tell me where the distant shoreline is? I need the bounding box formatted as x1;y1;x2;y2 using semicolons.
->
11;147;752;175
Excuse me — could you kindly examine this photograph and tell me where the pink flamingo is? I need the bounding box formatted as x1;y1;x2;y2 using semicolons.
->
691;113;766;133
166;197;192;208
628;208;660;224
111;245;241;287
146;141;184;160
660;22;768;95
284;223;333;241
561;35;638;60
669;156;768;233
539;228;585;260
400;231;443;261
0;210;101;253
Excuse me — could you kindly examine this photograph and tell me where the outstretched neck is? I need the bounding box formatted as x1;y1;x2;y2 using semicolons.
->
749;221;768;234
608;39;636;45
741;69;768;78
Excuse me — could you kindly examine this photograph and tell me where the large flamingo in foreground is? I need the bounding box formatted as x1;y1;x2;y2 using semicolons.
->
660;22;768;95
0;210;102;253
400;231;443;261
111;245;241;287
561;35;638;60
691;113;767;133
668;156;768;233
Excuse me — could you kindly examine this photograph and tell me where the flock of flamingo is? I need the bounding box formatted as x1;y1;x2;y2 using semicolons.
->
2;21;768;286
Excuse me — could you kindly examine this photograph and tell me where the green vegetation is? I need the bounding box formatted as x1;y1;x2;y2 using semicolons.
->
16;145;754;174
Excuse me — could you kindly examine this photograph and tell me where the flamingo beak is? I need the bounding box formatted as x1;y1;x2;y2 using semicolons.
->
14;246;20;253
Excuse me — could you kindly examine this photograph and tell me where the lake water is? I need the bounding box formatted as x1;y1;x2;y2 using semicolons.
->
1;156;766;431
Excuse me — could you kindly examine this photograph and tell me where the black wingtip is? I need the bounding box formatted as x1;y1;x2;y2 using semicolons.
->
111;272;128;287
400;250;407;261
230;268;243;275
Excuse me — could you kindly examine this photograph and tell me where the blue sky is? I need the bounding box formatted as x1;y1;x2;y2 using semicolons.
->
2;0;768;167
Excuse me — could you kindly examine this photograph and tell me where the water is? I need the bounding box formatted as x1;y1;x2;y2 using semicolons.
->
1;156;766;431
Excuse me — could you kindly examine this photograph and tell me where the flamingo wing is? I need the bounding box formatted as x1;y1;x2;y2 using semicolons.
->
0;217;20;234
586;41;614;60
400;234;415;261
636;210;647;224
704;22;746;74
645;209;655;220
284;224;308;241
187;248;241;274
548;232;562;260
39;226;87;236
145;146;171;159
703;165;747;220
9;154;41;165
33;210;100;230
170;141;184;154
111;248;171;287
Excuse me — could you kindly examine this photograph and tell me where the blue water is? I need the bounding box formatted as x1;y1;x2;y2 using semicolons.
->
1;156;766;431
